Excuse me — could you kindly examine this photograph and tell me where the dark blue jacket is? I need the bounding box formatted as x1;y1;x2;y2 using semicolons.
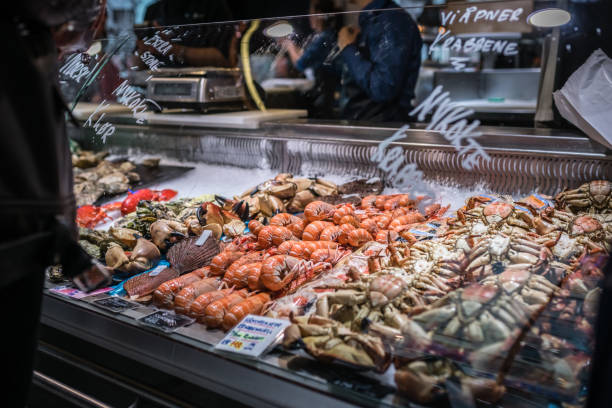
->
339;0;422;121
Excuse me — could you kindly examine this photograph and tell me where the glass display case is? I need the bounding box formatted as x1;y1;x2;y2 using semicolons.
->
40;1;611;407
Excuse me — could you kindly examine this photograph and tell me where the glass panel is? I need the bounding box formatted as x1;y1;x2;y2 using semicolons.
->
53;1;612;407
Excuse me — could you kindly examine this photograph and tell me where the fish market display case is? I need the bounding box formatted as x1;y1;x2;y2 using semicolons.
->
42;2;612;408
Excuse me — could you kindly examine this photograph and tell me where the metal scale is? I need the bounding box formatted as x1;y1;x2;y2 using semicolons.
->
146;67;247;112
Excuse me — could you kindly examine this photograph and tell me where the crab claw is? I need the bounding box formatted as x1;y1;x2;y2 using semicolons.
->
150;220;188;250
232;200;250;221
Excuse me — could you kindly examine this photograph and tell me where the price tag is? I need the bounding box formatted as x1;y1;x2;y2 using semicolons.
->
93;296;140;313
137;311;195;333
195;230;212;246
50;285;112;299
215;315;290;358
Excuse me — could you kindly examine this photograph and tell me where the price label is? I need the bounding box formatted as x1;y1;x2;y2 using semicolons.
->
93;296;140;313
215;315;290;358
138;310;195;333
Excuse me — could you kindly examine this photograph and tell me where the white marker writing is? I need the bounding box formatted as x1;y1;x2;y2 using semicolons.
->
59;54;91;82
142;33;172;56
83;100;115;143
410;86;490;170
112;80;161;124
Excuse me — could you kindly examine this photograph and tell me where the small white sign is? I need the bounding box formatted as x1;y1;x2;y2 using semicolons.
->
214;315;290;358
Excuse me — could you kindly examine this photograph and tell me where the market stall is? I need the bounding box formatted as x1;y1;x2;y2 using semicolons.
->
40;1;612;407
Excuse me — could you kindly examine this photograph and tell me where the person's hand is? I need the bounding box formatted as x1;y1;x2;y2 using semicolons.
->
338;26;360;51
72;261;113;293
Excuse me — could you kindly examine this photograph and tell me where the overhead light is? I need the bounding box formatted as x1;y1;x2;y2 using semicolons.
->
263;20;294;38
527;8;571;28
86;41;102;56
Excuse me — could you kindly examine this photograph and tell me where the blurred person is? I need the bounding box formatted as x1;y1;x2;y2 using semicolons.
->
283;0;341;118
0;1;111;406
337;0;422;121
139;0;240;67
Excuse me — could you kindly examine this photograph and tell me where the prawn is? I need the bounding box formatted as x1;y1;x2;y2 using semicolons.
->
337;214;361;228
361;195;377;209
260;255;301;291
153;267;208;308
174;277;222;315
256;226;295;249
374;214;392;229
332;205;354;225
310;248;345;265
223;262;261;289
246;262;265;290
302;221;334;241
270;213;306;239
319;225;344;242
347;228;373;247
375;230;399;244
384;194;415;211
189;288;234;319
360;218;380;235
289;241;339;259
222;293;272;331
304;201;335;222
210;250;245;276
203;290;248;328
248;219;266;236
388;213;426;231
338;224;356;245
375;195;391;210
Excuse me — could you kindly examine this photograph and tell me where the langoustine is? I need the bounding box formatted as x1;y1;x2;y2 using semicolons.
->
222;293;272;330
153;267;209;308
173;276;222;315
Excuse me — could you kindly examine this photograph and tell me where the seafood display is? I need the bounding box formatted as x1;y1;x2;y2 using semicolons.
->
54;173;611;408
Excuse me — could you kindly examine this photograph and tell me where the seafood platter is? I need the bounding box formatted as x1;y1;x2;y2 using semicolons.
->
47;175;611;407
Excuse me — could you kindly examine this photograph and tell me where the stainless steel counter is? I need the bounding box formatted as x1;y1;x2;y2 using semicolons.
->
70;117;611;196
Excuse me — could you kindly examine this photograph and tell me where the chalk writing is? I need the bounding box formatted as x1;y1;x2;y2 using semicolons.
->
112;80;161;124
83;100;115;143
139;51;164;72
441;6;524;25
59;54;91;82
410;85;490;171
142;33;172;56
430;30;519;59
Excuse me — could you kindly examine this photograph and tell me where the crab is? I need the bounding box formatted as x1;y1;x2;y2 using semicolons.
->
283;315;391;373
464;233;552;279
536;209;610;255
555;180;612;214
452;201;536;237
394;356;506;404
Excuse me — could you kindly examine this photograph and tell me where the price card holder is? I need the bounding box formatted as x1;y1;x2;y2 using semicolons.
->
92;296;141;313
214;315;290;358
137;310;195;333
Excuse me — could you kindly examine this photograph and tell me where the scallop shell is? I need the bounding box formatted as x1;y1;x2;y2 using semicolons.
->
167;234;220;273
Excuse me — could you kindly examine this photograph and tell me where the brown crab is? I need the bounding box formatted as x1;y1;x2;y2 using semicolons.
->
555;180;612;214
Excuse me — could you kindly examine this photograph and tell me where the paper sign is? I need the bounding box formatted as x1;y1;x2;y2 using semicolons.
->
50;285;112;299
195;230;212;246
93;296;141;313
215;315;291;358
138;310;195;333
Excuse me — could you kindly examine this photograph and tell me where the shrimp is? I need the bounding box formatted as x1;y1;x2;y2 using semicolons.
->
361;195;377;209
302;221;334;241
153;267;208;308
304;201;335;222
203;290;248;328
338;224;356;245
375;230;399;244
222;293;271;331
338;214;361;228
347;228;373;247
388;213;426;231
210;251;245;275
360;218;380;235
384;194;415;211
374;214;392;229
260;255;301;291
375;195;391;210
270;213;306;239
246;262;265;290
224;251;264;280
256;226;295;249
310;248;344;264
332;204;354;225
189;288;234;319
319;225;343;242
392;207;416;218
248;219;266;236
174;277;222;315
224;262;261;289
289;240;339;259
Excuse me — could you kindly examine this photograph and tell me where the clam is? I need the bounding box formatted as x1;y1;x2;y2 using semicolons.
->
105;244;129;270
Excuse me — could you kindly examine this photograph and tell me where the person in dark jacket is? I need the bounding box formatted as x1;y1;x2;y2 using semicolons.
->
337;0;422;121
1;1;109;405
